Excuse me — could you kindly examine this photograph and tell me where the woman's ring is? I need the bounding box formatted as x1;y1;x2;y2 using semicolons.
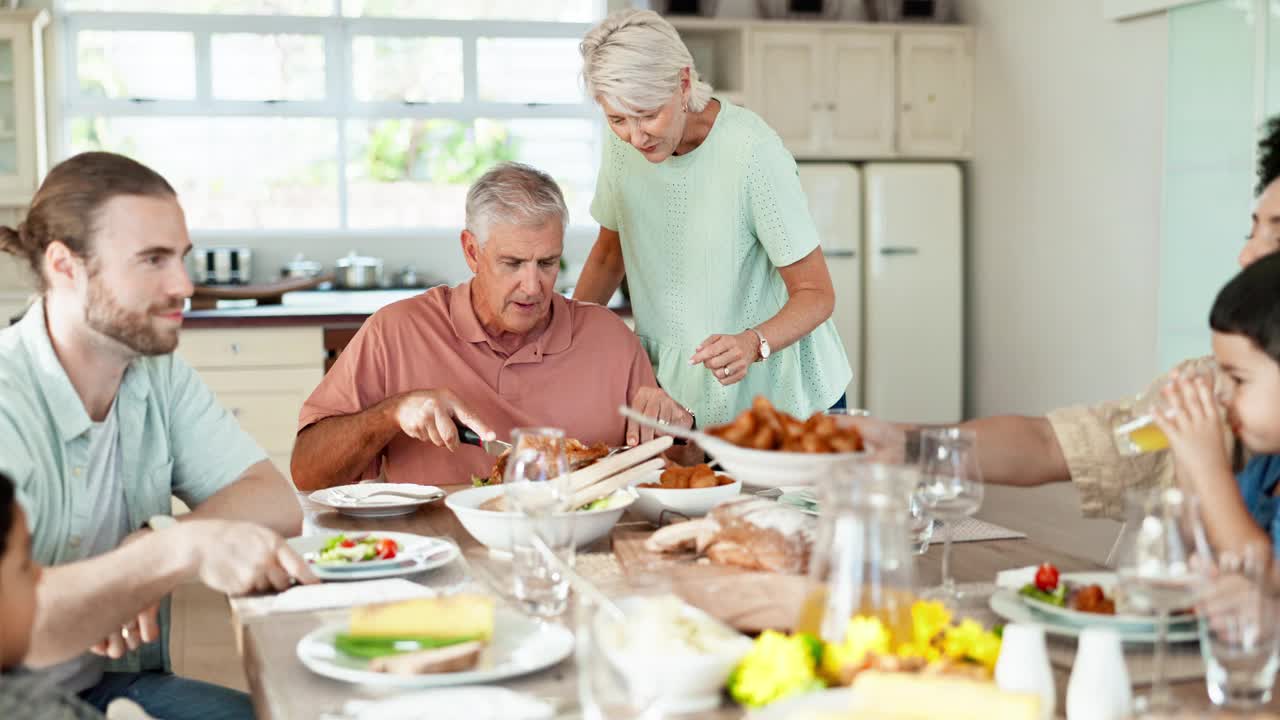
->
722;367;731;378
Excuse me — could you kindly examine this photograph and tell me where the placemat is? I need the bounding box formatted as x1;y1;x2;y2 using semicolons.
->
948;517;1027;543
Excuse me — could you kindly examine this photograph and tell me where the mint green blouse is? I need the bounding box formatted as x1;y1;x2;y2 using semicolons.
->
590;97;852;426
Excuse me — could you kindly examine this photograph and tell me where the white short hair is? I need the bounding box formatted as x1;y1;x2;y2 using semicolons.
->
580;9;713;116
465;162;568;246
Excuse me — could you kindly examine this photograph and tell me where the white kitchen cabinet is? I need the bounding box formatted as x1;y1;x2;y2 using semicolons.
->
745;23;970;160
0;10;48;206
750;30;825;157
898;31;974;158
178;327;323;482
825;31;897;157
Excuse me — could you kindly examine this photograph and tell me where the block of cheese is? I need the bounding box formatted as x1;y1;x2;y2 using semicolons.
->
842;672;1040;720
349;594;495;641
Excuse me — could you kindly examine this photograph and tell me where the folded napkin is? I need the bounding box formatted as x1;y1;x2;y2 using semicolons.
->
341;687;553;720
271;578;434;613
995;565;1039;591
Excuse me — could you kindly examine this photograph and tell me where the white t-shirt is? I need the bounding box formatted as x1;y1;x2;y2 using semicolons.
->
42;401;132;693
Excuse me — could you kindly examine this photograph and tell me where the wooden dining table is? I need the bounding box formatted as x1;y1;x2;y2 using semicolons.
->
227;490;1279;719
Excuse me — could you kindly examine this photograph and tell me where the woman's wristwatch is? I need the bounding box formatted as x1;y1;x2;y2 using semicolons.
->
748;327;771;362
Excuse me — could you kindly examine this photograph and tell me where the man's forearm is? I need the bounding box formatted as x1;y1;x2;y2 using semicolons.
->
291;400;401;491
26;531;191;667
901;415;1070;487
188;460;303;536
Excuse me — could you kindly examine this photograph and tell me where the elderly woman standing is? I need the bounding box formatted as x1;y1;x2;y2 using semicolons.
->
574;9;851;430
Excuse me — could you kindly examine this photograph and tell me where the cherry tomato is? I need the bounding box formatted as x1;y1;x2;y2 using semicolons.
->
375;538;398;560
1034;563;1060;592
339;539;356;548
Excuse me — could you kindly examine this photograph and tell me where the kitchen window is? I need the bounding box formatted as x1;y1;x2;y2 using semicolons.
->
59;1;604;233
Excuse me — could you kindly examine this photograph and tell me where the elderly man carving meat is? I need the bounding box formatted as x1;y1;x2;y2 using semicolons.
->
291;162;691;490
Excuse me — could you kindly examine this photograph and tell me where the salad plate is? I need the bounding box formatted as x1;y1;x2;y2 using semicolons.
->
288;531;458;581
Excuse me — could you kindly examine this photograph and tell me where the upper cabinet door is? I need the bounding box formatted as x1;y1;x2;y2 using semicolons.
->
824;30;896;158
897;30;974;158
750;30;824;158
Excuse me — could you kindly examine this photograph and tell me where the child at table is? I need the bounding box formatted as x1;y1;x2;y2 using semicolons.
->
1157;251;1280;556
0;472;105;719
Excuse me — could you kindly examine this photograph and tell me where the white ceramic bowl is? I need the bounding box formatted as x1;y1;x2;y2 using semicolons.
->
600;595;754;714
633;472;743;525
445;484;635;552
698;434;865;489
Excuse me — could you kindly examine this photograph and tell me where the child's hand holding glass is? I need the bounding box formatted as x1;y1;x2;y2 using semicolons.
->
1152;368;1234;488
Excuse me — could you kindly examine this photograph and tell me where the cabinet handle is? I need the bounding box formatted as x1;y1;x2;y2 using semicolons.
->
824;249;857;258
903;102;914;112
229;343;240;355
230;407;241;418
880;246;919;256
827;102;836;111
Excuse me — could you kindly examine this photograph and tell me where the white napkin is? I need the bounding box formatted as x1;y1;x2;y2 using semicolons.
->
341;687;554;720
271;578;434;613
995;565;1039;591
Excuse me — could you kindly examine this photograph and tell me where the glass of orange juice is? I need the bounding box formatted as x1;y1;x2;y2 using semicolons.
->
1112;361;1226;456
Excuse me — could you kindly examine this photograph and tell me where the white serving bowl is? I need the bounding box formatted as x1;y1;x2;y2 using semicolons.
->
599;595;754;714
698;434;865;490
445;484;635;552
633;472;743;525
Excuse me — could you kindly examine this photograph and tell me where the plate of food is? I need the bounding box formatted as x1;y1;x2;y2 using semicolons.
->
1015;565;1195;631
288;531;459;581
296;594;574;688
308;483;445;519
989;564;1197;643
633;464;742;525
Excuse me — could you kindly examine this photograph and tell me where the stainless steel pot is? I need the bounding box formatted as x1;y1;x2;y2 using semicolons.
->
334;250;384;289
192;247;252;285
280;253;325;280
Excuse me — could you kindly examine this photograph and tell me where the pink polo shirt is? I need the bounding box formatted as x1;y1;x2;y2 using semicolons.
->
298;282;658;486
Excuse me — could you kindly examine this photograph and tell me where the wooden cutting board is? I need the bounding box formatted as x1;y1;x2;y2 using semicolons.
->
612;528;808;634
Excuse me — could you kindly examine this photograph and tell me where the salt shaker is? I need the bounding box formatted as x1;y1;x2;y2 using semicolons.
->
995;623;1056;720
1066;627;1132;720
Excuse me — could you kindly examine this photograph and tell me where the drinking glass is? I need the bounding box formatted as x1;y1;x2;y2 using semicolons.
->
504;427;574;618
917;427;984;605
1114;486;1209;715
1198;544;1280;709
1112;360;1226;456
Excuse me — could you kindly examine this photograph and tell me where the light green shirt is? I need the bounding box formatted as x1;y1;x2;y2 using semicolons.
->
591;97;853;426
0;301;267;674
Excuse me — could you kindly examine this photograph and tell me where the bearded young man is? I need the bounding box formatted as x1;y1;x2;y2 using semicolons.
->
0;152;315;720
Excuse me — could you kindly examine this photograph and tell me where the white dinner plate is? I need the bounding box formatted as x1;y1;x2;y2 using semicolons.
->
989;587;1198;644
288;531;459;582
309;483;444;518
1019;572;1195;632
296;607;574;688
747;688;857;719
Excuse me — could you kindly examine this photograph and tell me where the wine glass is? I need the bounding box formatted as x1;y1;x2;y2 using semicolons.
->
917;427;984;606
504;427;573;618
1114;486;1210;715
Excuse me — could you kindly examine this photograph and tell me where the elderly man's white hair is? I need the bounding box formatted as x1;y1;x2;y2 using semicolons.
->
579;9;714;116
465;162;569;246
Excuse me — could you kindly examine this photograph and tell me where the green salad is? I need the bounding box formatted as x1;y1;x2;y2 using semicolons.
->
312;534;399;564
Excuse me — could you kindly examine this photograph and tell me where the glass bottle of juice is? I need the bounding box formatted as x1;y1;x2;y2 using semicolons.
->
796;463;916;645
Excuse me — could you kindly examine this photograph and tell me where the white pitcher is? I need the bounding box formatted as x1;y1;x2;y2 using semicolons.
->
995;623;1056;720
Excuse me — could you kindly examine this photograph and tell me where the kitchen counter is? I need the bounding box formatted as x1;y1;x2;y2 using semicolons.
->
183;289;426;329
182;288;632;330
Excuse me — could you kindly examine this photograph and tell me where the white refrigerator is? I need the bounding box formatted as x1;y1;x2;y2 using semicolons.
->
798;162;964;424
